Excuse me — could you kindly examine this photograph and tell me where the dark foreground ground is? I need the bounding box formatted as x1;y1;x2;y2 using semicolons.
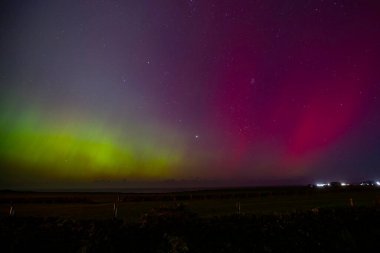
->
1;187;380;252
1;206;380;252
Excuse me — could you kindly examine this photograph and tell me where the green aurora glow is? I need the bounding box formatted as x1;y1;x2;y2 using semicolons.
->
0;107;185;186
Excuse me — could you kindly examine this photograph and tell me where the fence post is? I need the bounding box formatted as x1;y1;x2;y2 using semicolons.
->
9;203;15;217
236;201;241;215
113;202;118;219
349;198;354;207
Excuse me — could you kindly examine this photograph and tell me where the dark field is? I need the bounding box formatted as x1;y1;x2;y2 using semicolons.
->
1;187;380;220
1;187;380;252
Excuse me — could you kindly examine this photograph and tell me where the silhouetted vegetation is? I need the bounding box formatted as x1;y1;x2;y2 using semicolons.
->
1;187;380;252
1;205;380;252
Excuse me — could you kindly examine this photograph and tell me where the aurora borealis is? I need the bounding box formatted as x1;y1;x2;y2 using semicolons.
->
1;0;380;189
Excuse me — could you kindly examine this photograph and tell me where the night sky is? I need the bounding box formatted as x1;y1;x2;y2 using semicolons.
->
1;0;380;189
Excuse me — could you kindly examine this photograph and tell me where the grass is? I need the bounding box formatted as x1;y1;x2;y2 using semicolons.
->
1;187;380;221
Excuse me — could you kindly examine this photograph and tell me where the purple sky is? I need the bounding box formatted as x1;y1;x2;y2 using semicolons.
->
1;0;380;188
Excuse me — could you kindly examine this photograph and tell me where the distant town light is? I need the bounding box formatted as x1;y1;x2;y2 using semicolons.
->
316;183;329;188
360;181;376;186
314;180;380;187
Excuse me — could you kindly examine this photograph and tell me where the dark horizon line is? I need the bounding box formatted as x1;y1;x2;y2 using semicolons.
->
2;183;379;194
